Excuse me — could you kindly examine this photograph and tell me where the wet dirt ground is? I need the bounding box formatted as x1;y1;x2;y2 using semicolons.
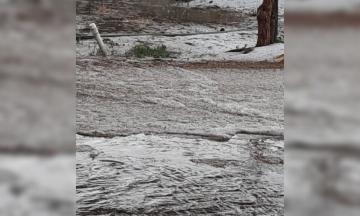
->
76;0;245;34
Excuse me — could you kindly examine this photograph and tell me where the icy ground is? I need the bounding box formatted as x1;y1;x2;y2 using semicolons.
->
0;155;75;216
76;63;284;138
286;25;360;215
77;133;284;215
76;62;284;214
76;0;284;63
76;1;284;215
76;30;284;62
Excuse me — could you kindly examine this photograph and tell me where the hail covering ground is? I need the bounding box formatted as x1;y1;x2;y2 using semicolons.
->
76;0;284;62
76;0;284;215
76;30;284;62
285;3;360;215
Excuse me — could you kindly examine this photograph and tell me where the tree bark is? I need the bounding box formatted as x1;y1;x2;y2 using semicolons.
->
256;0;278;47
270;0;278;44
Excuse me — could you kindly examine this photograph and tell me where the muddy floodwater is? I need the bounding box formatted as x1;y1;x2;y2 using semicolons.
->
76;133;283;215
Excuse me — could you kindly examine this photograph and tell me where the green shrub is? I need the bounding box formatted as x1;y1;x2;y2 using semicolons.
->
131;44;170;58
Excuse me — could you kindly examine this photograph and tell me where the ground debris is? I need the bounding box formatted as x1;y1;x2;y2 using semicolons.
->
190;158;228;168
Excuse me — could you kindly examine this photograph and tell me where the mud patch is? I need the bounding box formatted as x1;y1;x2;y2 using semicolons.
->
76;144;96;152
77;58;284;70
285;12;360;27
178;60;284;70
76;0;245;34
190;158;228;168
249;138;284;165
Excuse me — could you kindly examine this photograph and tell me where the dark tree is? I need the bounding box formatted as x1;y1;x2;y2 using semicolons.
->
256;0;278;47
270;0;278;44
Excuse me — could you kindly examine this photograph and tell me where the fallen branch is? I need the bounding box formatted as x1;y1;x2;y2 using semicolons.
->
226;45;255;54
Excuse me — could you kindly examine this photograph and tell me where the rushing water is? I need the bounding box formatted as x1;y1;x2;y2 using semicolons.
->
76;134;284;215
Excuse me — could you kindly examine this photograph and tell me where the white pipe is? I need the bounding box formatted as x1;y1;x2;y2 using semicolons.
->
89;23;107;57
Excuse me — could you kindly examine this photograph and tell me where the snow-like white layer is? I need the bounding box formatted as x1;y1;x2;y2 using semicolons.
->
286;28;360;148
286;0;360;13
0;155;75;215
177;0;284;15
77;30;284;62
76;133;284;215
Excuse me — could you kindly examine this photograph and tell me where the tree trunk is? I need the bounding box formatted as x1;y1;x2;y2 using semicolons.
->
256;0;278;47
270;0;278;44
